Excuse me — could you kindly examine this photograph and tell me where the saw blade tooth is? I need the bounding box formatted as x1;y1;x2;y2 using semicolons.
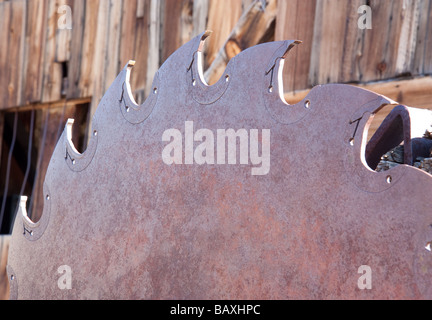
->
65;119;80;156
120;62;159;124
18;196;31;224
63;118;98;172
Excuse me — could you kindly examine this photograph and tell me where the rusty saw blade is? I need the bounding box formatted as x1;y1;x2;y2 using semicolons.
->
6;31;432;300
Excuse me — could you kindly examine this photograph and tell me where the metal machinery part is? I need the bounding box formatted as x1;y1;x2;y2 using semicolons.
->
7;32;432;299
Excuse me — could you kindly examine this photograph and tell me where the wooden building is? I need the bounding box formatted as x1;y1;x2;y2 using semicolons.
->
0;0;431;300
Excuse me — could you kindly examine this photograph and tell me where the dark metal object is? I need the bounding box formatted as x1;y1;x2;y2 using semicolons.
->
366;105;432;169
7;32;432;300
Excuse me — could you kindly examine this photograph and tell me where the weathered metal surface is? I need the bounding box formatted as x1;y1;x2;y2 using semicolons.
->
7;32;432;299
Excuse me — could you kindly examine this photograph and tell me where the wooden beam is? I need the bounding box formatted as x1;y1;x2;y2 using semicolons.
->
1;97;92;114
284;76;432;108
205;0;243;72
204;0;277;85
284;76;432;139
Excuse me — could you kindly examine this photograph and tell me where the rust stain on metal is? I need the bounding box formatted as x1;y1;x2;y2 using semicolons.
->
6;32;432;300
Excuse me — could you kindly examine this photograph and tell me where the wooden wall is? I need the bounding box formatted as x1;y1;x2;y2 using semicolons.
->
277;0;432;94
0;0;430;113
0;0;256;114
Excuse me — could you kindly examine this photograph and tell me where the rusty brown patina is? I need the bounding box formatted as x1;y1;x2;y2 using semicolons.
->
6;32;432;300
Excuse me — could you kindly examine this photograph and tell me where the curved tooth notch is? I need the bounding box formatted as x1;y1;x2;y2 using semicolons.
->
19;196;32;227
187;33;233;105
65;119;80;161
64;118;98;172
120;60;159;124
264;40;302;106
20;189;51;242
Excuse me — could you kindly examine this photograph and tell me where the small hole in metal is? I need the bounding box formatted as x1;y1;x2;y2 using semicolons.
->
93;130;98;137
153;87;158;94
425;242;431;252
192;79;196;86
10;275;14;281
72;159;76;165
225;75;230;82
305;100;311;109
386;175;392;184
125;106;130;113
268;86;273;93
46;195;50;201
349;138;354;146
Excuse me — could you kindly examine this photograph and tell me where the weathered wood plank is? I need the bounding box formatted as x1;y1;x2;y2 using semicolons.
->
119;0;138;72
161;0;184;63
423;1;432;74
206;0;243;70
4;0;26;108
275;0;317;93
41;0;65;103
414;0;432;75
309;0;350;86
284;77;432;109
161;0;195;63
103;0;124;93
193;0;209;37
0;0;431;111
72;0;101;99
88;0;110;120
0;1;12;110
179;0;194;48
22;0;48;105
0;235;10;300
64;0;85;99
204;0;277;85
394;0;422;76
55;0;73;63
137;0;145;18
413;0;429;75
339;0;366;83
359;0;405;82
363;77;432;110
130;0;150;104
145;0;162;96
